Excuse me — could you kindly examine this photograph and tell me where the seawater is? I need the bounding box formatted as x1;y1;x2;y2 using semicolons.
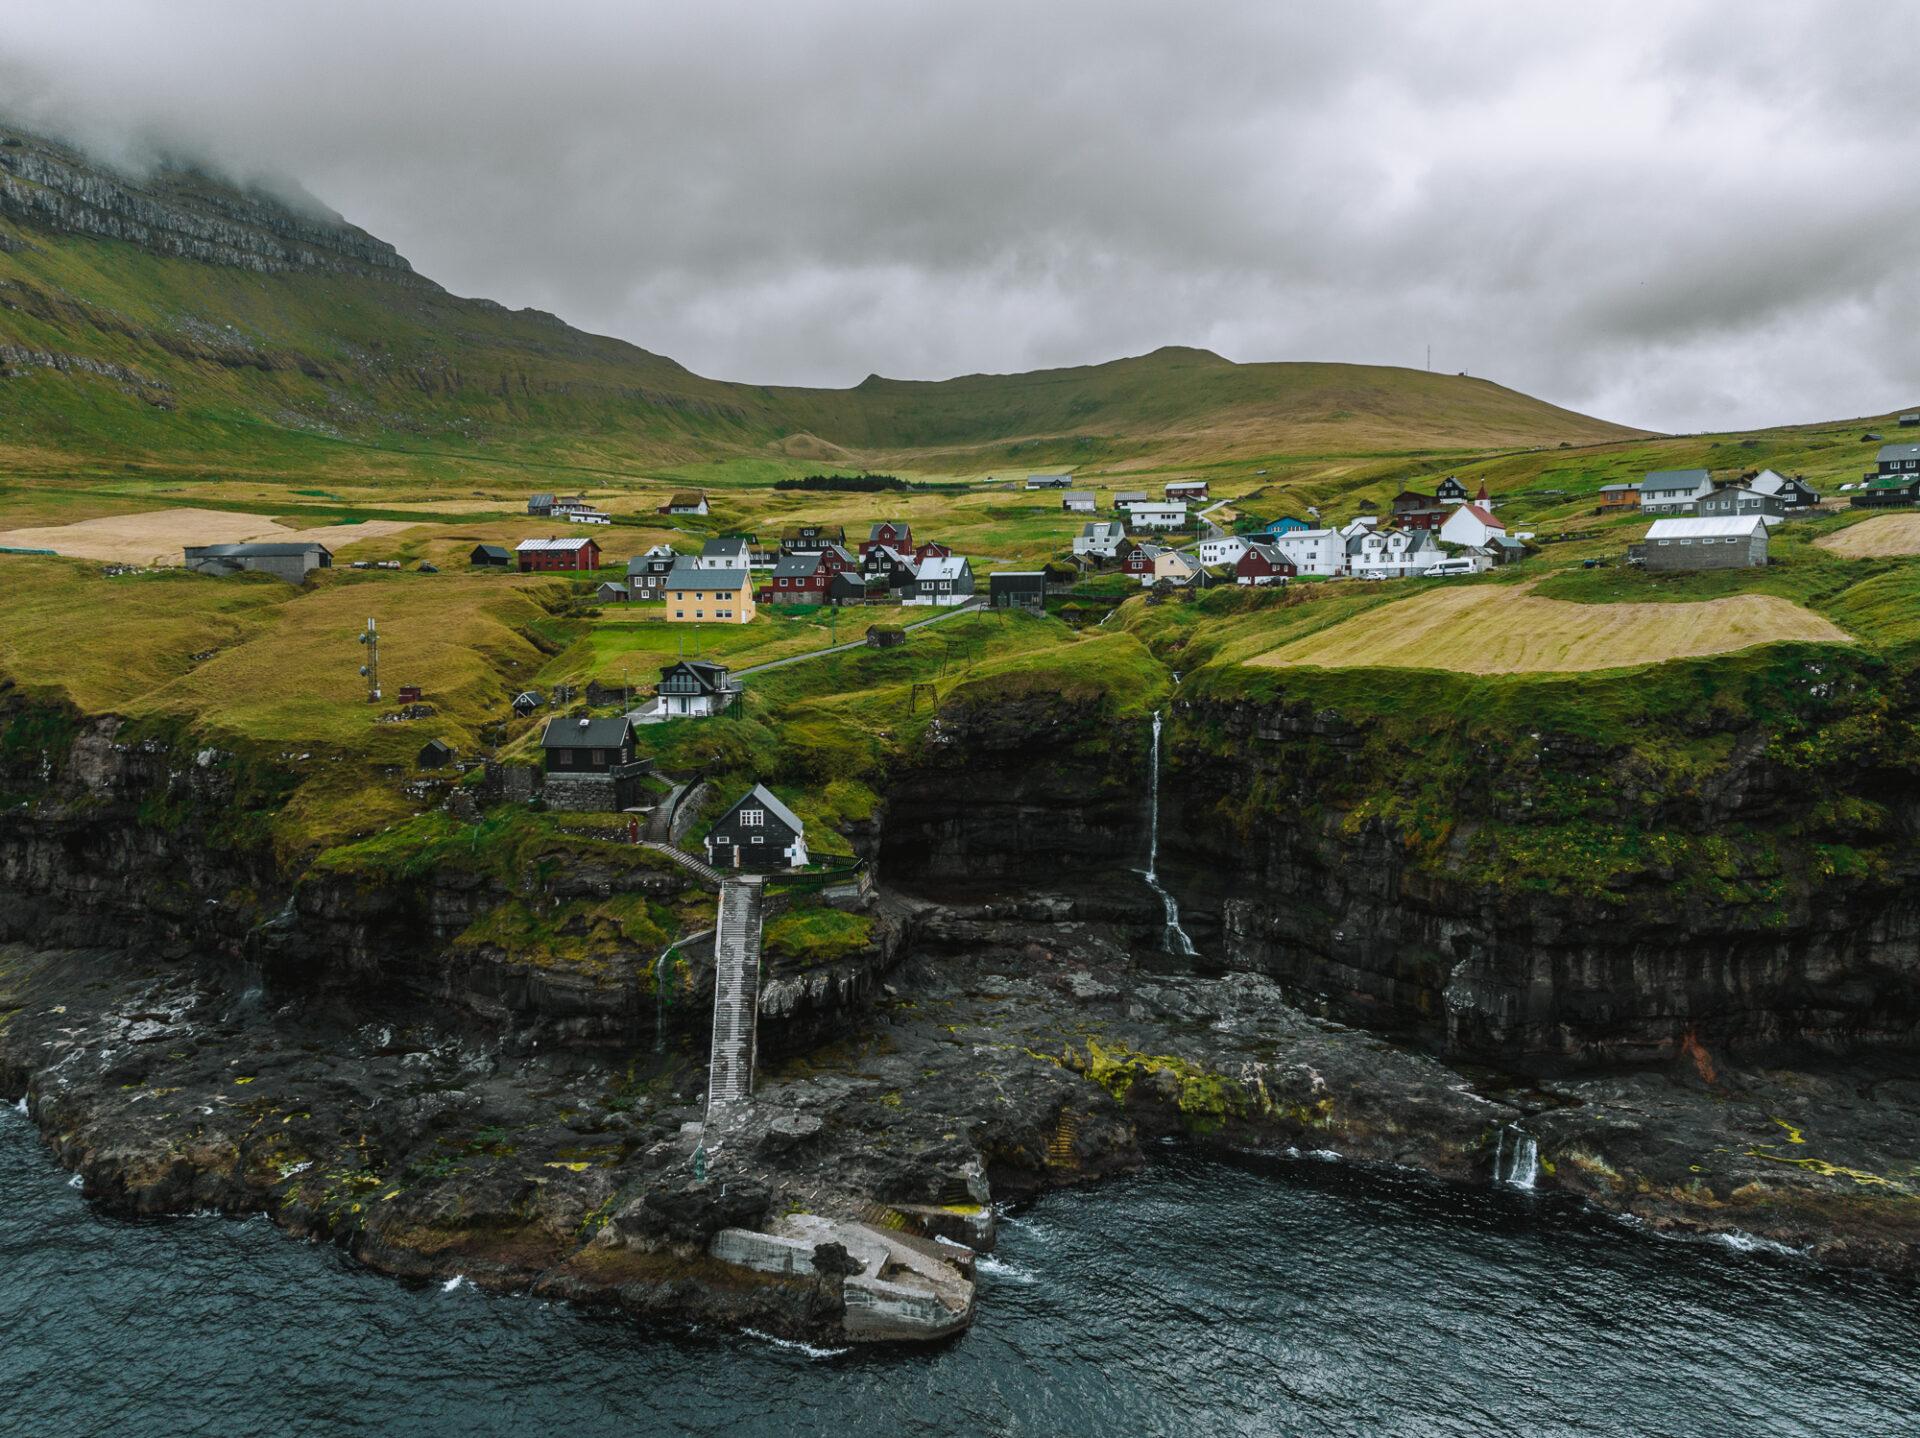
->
2;1103;1914;1437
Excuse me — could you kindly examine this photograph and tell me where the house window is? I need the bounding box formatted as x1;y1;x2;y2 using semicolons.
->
675;611;684;619
750;835;764;844
592;749;605;765
740;808;765;827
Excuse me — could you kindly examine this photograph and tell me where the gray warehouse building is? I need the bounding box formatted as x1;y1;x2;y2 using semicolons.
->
183;541;333;582
1640;516;1768;572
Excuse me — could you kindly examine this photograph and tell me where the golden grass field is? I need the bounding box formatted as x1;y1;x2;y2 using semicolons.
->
0;507;419;565
1814;514;1920;559
1247;583;1853;675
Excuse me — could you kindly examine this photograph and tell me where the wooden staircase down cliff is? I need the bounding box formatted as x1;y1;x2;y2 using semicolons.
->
705;877;764;1125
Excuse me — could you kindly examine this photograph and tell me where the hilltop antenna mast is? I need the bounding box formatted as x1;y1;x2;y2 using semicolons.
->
358;617;381;703
1426;344;1431;372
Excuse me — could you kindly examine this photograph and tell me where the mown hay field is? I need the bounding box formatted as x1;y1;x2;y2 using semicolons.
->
1247;583;1852;675
0;506;418;564
1814;513;1920;559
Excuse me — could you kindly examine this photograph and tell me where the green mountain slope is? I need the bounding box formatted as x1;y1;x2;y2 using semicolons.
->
0;120;1645;483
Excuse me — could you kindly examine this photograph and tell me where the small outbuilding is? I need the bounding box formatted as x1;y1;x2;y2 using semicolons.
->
866;624;906;649
596;580;631;604
470;544;513;568
183;541;332;583
511;690;543;716
416;738;456;769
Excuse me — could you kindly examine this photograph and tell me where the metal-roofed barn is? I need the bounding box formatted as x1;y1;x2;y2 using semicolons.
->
1641;516;1769;571
182;541;332;582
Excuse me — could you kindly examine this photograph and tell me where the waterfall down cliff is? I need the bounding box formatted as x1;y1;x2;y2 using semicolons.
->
1144;711;1198;957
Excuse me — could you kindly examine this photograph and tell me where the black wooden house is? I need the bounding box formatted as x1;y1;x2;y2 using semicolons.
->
704;784;809;872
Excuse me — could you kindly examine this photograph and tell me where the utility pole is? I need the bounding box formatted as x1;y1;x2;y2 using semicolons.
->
1426;344;1431;372
357;617;381;703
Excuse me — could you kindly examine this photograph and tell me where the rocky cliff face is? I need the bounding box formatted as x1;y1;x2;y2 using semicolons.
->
0;124;422;283
1154;692;1920;1068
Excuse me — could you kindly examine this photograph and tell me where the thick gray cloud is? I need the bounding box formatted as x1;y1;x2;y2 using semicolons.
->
1;0;1914;432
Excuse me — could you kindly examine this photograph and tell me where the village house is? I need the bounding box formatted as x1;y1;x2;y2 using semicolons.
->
552;498;612;525
1122;543;1167;582
656;659;738;717
705;784;809;872
1598;482;1642;511
1745;470;1821;511
1125;501;1188;531
1640;469;1713;515
827;571;870;605
1235;542;1296;586
664;557;756;623
758;547;848;604
1152;548;1204;588
1165;479;1208;502
861;520;914;558
1073;519;1128;559
540;715;651;811
1258;516;1309;537
1195;534;1250;567
693;536;750;570
989;570;1048;612
904;555;974;606
1025;472;1074;489
1063;490;1098;514
1872;442;1920;480
1111;490;1150;512
1389;491;1448;531
595;580;630;604
1902;414;1920;428
469;543;513;568
1434;476;1470;504
780;523;846;554
1438;498;1505;550
183;541;332;582
515;536;602;573
527;493;555;517
1849;472;1920;508
1641;516;1769;571
625;544;678;601
1697;486;1785;523
1268;527;1346;576
659;491;710;516
1351;527;1444;579
541;715;637;772
912;540;953;564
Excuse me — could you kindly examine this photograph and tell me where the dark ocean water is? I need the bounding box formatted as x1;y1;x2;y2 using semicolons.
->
3;1104;1915;1438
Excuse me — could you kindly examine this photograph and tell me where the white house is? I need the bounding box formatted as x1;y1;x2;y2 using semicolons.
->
1269;527;1346;576
1126;502;1188;531
1195;534;1250;568
903;555;975;606
1063;490;1098;513
1074;520;1127;559
694;536;750;570
1640;469;1713;515
1350;528;1444;579
1338;516;1380;539
1438;501;1506;549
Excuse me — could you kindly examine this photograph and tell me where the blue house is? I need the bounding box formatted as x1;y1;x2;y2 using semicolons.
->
1258;516;1309;537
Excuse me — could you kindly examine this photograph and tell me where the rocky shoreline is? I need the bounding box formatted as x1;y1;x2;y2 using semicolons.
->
2;894;1915;1348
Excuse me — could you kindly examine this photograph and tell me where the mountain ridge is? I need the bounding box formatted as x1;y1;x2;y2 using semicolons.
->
0;117;1650;477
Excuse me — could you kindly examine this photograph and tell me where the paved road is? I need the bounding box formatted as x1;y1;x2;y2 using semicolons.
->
731;598;986;678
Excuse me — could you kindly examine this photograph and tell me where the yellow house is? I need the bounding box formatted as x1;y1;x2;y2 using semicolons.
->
665;561;756;624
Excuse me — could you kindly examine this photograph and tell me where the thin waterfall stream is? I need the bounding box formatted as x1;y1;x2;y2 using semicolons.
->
1144;710;1198;957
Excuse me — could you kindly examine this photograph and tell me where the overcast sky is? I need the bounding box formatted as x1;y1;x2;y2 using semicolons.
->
2;1;1915;433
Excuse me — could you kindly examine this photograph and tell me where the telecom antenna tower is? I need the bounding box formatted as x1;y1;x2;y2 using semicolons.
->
358;617;381;702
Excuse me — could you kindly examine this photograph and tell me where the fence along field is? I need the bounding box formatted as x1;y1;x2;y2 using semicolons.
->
1247;582;1853;675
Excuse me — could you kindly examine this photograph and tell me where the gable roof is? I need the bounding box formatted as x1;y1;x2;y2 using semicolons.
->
1644;468;1711;491
515;537;597;553
701;535;748;559
770;552;823;580
540;715;635;749
916;555;969;583
1112;491;1150;504
185;541;331;558
868;520;909;539
1645;516;1767;540
529;493;555;505
665;490;706;507
1877;443;1920;464
1064;490;1097;504
1454;502;1502;528
667;559;749;589
661;659;731;691
732;783;805;835
471;543;512;560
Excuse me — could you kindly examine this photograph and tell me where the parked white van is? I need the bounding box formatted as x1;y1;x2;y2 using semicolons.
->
1425;557;1483;577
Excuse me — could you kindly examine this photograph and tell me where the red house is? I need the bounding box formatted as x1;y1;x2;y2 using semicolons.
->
860;520;914;559
913;540;952;564
1235;543;1297;586
1122;544;1165;580
1390;491;1447;531
515;537;602;572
